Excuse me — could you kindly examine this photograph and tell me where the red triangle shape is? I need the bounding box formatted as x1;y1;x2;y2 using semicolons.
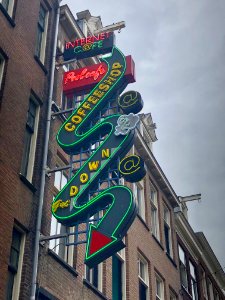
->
89;229;113;255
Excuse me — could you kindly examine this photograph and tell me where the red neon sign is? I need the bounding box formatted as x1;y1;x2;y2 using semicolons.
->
63;55;136;95
65;32;111;49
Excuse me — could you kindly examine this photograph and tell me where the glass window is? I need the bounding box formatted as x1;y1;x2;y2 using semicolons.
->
138;255;149;300
169;290;177;300
86;264;103;292
61;94;84;111
7;227;25;300
178;245;188;289
150;183;160;240
164;206;172;257
215;291;220;300
0;0;15;17
112;255;125;300
21;97;40;182
156;274;164;300
208;279;214;300
134;181;145;220
35;4;48;63
0;53;6;91
189;261;198;300
201;269;208;299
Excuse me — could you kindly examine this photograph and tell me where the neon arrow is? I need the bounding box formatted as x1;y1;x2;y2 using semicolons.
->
85;186;137;267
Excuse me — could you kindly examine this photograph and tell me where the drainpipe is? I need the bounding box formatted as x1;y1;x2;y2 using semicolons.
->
30;1;61;299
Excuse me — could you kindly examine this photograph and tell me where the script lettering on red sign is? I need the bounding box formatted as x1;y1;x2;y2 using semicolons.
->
63;55;136;95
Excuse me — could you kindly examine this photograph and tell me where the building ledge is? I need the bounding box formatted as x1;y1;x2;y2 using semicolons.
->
83;279;108;300
19;173;37;193
48;249;78;277
34;55;48;75
166;252;177;268
152;234;164;251
137;214;150;231
37;287;59;300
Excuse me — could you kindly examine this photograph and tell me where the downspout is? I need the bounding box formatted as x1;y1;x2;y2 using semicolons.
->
30;1;61;299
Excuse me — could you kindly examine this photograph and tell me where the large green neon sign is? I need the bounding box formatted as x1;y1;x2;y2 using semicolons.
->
51;47;145;267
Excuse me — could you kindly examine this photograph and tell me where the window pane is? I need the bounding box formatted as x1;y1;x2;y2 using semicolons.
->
39;5;46;29
35;27;42;58
1;0;9;11
156;279;161;296
139;281;146;300
92;266;98;288
6;270;14;300
112;255;123;300
61;173;67;189
54;171;61;190
0;54;5;90
164;224;170;255
189;261;196;279
178;245;185;264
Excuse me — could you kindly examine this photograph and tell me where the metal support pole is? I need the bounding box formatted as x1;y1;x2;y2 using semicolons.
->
30;1;61;299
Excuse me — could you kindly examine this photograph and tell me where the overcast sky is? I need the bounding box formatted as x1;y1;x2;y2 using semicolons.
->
62;0;225;268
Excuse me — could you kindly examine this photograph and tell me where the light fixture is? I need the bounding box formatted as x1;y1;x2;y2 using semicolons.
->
94;21;126;35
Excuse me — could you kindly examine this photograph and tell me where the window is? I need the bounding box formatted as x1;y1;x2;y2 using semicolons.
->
201;269;208;299
112;247;126;300
215;291;220;300
0;0;15;17
35;4;48;63
178;245;188;289
134;180;145;220
61;94;84;111
138;254;149;300
208;279;214;300
155;274;164;300
169;289;177;300
50;168;74;266
85;264;103;292
21;97;40;182
0;52;6;91
164;206;172;257
150;183;160;240
189;261;198;300
7;227;25;300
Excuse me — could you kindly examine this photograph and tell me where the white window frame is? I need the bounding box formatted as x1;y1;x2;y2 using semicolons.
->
138;254;149;300
8;226;26;300
163;205;173;257
201;269;208;300
115;242;126;300
133;180;145;221
169;289;177;300
35;4;49;64
155;273;164;300
0;0;15;17
208;279;214;300
189;261;198;300
150;183;160;240
0;52;6;90
49;166;75;266
85;263;103;292
178;244;188;290
21;96;40;182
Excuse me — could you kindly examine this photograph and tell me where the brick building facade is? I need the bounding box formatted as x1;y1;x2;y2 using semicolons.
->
0;2;225;300
0;0;59;298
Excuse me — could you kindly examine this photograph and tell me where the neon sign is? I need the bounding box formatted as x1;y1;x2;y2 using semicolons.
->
63;32;114;61
63;55;135;95
52;47;145;267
